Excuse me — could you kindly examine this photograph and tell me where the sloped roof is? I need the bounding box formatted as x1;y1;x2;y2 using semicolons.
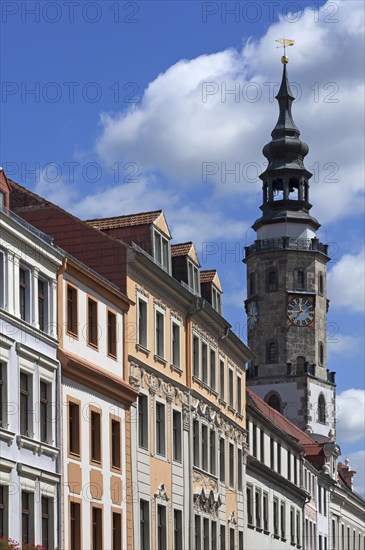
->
171;242;193;257
86;210;162;230
200;269;217;284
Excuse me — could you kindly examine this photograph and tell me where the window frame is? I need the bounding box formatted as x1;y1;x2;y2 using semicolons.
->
140;499;150;550
172;409;182;463
266;268;278;292
157;503;167;550
66;283;78;338
228;366;234;409
37;276;49;333
90;407;102;466
155;400;166;457
87;296;99;349
110;416;121;471
188;259;200;294
19;264;31;323
20;370;33;438
68;398;81;458
154;307;165;360
107;309;118;359
40;379;51;444
219;358;225;402
193;334;200;379
171;318;181;369
137;295;148;350
210;348;216;391
153;228;170;273
91;504;103;550
138;393;149;450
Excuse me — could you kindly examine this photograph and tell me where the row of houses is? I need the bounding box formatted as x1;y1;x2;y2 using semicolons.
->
0;168;364;549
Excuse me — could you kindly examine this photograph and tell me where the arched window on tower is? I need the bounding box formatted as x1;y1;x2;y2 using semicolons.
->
319;272;324;295
318;394;326;424
266;393;282;413
295;269;305;290
266;340;278;363
296;356;305;373
249;272;256;296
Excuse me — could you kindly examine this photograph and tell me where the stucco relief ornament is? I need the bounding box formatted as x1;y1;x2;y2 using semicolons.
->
191;397;199;412
182;407;190;431
198;402;207;416
129;362;141;389
148;373;158;395
193;488;221;518
154;484;169;501
229;511;237;526
165;383;174;402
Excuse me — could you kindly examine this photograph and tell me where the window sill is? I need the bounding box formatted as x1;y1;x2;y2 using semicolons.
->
273;534;280;540
138;445;149;455
68;451;81;461
0;427;15;446
39;441;59;460
170;363;183;374
107;353;118;361
218;398;226;407
16;435;39;454
264;530;270;536
154;354;167;366
256;527;263;532
90;459;102;468
281;537;287;542
236;411;243;420
87;342;99;351
66;330;79;340
136;343;150;357
248;524;255;530
227;405;235;414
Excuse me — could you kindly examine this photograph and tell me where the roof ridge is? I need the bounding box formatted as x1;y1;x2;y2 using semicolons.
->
85;209;162;223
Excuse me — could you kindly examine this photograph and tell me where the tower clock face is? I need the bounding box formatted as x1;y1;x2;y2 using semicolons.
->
287;297;315;327
247;301;258;331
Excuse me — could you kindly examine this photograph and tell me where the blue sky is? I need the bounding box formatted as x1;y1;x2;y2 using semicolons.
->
1;0;364;489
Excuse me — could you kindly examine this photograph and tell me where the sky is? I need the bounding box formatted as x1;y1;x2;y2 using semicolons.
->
1;0;364;492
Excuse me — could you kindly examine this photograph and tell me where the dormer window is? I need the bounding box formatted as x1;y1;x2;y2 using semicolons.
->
212;287;222;314
188;260;200;294
153;229;170;273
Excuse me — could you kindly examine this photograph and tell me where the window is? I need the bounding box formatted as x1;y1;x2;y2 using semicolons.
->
246;485;253;526
219;359;225;401
202;343;208;384
323;488;327;516
0;250;5;309
280;501;286;539
155;310;164;358
263;493;269;532
20;372;31;437
140;500;150;550
252;424;257;458
19;267;30;321
228;368;234;408
154;230;170;272
155;402;166;456
267;393;281;412
296;269;305;290
172;322;180;367
112;512;122;550
210;349;216;390
138;395;148;449
294;456;298;485
193;335;200;378
38;279;47;331
229;528;235;550
267;340;278;363
41;496;53;550
260;430;265;462
318;394;326;424
172;411;182;462
67;284;78;336
219;438;225;482
87;298;98;347
273;498;279;537
69;402;80;456
70;501;81;550
188;260;200;294
255;489;262;529
318;485;322;514
40;381;50;443
91;410;101;463
92;507;102;550
212;287;222;314
202;424;208;471
157;505;167;550
174;510;183;550
238;531;244;550
267;269;277;291
236;375;242;415
111;419;121;469
195;515;201;550
229;443;234;488
290;508;295;544
288;450;291;481
248;272;256;296
107;311;117;357
193;420;200;467
138;298;148;348
22;491;33;545
0;485;8;538
277;443;281;474
211;522;217;550
0;362;7;428
319;341;324;365
237;448;242;491
270;438;275;469
210;429;216;475
220;525;226;550
203;518;210;550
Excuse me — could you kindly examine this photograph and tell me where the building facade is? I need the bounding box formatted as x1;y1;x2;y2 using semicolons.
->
0;170;63;548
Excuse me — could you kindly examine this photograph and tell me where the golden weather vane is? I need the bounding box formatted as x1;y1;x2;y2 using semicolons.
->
275;38;295;64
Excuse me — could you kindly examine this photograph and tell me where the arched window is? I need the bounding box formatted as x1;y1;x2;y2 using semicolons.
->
249;272;256;296
318;394;326;424
266;393;282;413
319;272;324;295
319;342;324;365
296;356;305;373
266;341;277;363
296;269;305;290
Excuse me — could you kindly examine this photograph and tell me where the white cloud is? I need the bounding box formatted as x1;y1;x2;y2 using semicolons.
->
339;451;365;498
327;334;363;357
327;248;365;313
94;0;364;225
336;389;365;444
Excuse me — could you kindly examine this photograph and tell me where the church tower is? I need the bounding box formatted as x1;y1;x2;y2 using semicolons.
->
244;52;336;438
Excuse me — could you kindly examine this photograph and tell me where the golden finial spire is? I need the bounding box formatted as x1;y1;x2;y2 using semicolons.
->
275;38;295;64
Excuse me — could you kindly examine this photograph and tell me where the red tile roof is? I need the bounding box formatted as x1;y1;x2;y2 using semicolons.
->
200;269;217;284
86;210;162;230
171;242;193;257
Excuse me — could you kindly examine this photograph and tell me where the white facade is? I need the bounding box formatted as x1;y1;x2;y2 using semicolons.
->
0;207;63;548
